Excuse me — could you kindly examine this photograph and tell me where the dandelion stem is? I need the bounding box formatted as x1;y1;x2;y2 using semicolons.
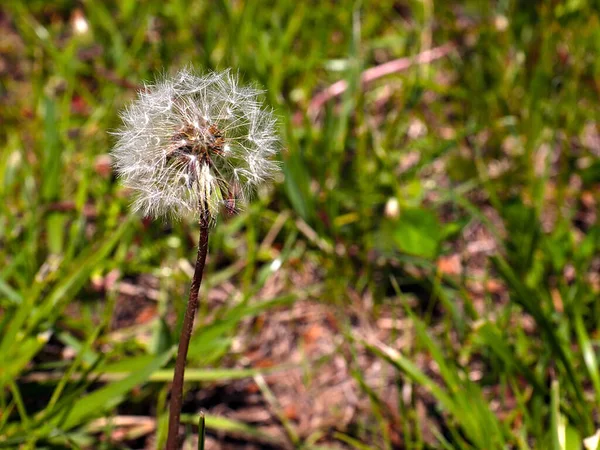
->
167;213;210;450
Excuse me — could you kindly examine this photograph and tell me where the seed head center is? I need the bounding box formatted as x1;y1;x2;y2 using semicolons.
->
168;121;225;166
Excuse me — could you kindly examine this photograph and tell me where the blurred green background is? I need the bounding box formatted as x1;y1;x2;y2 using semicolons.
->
1;1;599;449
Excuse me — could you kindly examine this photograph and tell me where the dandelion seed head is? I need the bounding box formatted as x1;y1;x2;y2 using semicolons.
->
111;68;281;223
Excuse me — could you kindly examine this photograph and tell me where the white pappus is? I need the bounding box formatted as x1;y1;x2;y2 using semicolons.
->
111;68;281;223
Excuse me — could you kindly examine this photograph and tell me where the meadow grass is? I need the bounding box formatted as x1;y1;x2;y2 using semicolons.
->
0;1;599;449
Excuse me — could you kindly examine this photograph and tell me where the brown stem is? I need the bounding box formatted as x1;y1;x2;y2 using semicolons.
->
166;214;210;450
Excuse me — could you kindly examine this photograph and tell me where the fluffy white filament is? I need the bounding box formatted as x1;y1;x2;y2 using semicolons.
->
111;68;280;222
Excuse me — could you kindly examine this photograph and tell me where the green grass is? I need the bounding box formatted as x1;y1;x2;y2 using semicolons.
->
1;0;599;449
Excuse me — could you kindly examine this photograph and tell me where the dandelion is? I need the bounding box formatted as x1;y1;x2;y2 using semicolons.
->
111;68;280;449
112;68;280;223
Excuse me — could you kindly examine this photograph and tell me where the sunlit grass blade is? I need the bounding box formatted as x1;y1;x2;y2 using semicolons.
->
56;349;174;431
180;413;285;446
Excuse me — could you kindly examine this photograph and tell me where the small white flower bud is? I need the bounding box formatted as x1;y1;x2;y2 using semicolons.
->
384;197;400;219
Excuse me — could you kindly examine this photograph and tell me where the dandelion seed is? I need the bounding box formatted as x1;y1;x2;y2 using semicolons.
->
111;68;280;223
